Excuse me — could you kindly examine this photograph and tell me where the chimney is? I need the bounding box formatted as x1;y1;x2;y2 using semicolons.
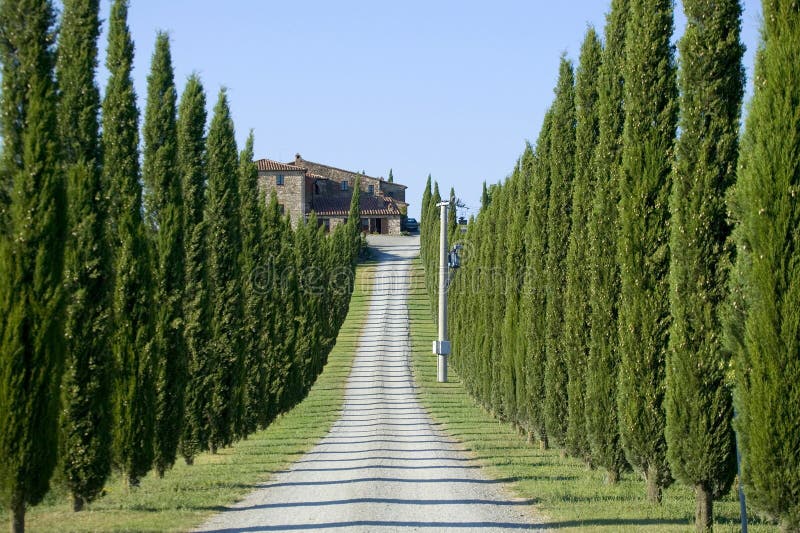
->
295;153;302;164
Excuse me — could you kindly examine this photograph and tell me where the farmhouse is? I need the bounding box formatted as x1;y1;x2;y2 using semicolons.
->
256;153;408;235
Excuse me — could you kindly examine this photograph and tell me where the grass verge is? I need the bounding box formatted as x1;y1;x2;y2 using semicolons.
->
2;263;375;533
407;259;777;533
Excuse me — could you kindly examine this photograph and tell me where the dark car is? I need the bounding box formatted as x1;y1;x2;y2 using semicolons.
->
404;217;419;232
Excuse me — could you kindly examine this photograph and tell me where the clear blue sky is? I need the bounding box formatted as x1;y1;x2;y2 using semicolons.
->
95;0;763;220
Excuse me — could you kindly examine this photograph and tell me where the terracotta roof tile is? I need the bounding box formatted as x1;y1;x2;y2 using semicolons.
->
311;195;401;217
256;159;305;172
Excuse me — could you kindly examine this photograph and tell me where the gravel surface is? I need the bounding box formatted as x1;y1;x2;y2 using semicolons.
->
195;236;542;532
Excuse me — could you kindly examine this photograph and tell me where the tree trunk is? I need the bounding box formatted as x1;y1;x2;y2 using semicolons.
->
11;493;24;533
123;472;140;490
72;493;85;512
539;434;549;450
527;431;534;445
184;455;194;466
695;484;712;532
156;465;165;479
646;466;662;503
606;467;620;485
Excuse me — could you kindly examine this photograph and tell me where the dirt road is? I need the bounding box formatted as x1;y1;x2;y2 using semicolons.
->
195;236;541;532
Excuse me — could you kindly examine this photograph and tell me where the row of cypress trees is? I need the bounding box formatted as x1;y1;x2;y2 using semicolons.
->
0;0;363;530
422;0;799;531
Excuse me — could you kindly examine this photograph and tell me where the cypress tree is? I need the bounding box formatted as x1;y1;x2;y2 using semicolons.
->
0;0;66;529
103;0;155;488
511;145;534;429
388;168;394;183
522;109;553;448
427;183;442;320
727;1;800;529
261;192;284;424
55;0;113;511
500;161;528;424
448;186;458;242
617;0;678;503
205;89;244;452
481;181;490;209
665;1;743;529
177;74;209;464
564;27;602;463
585;0;629;484
239;131;269;435
544;57;575;447
143;31;185;479
421;174;432;264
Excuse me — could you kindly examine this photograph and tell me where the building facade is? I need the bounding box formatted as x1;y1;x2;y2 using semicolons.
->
257;153;408;234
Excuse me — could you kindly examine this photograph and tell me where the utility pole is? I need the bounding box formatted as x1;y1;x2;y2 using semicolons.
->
433;201;450;382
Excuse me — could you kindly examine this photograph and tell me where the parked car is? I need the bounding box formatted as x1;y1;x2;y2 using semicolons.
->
404;217;419;232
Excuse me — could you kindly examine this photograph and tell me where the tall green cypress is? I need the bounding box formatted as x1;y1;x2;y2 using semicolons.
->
585;0;629;484
564;27;602;463
205;89;244;452
499;161;527;424
55;0;113;511
261;192;284;424
388;168;394;183
544;57;575;447
239;131;269;436
617;0;677;503
420;175;432;263
665;1;743;530
522;109;553;448
727;1;800;529
103;0;155;488
143;32;185;478
427;183;442;320
0;0;66;529
448;186;458;242
177;74;209;464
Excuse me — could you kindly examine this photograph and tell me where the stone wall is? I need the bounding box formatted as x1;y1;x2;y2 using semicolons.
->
387;216;402;235
258;168;306;227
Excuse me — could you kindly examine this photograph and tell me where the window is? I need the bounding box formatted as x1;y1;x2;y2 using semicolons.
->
368;184;374;195
341;181;349;191
276;175;284;186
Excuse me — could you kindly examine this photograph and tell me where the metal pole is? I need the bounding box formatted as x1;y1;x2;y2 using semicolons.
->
433;201;450;383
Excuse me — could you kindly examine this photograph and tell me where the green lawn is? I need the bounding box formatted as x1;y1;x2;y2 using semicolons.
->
407;260;777;533
1;263;375;533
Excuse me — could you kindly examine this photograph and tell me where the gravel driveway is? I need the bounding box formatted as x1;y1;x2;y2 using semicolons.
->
195;235;542;532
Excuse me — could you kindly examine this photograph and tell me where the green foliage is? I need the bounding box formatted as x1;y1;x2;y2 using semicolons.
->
544;57;575;447
239;131;270;436
585;0;629;484
103;0;155;487
55;0;113;509
0;0;67;524
143;31;186;479
727;1;800;529
388;168;394;183
564;27;602;463
665;0;743;529
523;110;553;447
177;74;209;463
617;0;678;503
204;89;244;452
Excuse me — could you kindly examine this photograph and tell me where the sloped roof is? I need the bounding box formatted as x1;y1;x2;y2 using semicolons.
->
256;159;305;172
290;156;408;189
311;195;401;217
